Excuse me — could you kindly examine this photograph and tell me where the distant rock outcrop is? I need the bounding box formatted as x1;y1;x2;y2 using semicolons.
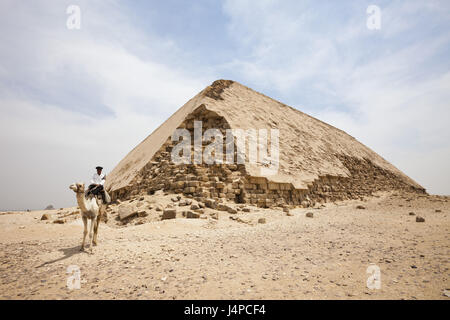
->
44;205;54;210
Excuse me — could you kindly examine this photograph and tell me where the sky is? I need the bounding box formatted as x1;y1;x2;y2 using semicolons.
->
0;0;449;210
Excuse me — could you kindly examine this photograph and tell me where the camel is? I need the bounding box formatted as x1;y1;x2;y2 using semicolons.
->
69;182;110;253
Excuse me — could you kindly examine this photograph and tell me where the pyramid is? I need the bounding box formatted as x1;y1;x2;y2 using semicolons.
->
105;80;425;208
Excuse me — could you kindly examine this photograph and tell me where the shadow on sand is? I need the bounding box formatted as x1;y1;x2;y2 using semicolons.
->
36;244;85;268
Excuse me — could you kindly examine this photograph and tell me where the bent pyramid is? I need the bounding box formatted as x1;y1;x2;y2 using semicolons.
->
106;80;425;207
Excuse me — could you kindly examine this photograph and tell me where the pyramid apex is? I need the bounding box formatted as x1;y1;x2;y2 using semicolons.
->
203;79;235;100
211;79;235;85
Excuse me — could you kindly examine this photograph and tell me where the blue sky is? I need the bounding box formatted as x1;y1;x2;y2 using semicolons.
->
0;0;449;210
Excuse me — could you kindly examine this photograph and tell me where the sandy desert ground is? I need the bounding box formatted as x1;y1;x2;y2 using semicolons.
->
0;191;449;300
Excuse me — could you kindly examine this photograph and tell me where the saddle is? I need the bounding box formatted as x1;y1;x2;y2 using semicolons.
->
86;185;111;205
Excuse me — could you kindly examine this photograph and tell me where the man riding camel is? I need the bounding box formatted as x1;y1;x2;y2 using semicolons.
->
87;166;107;203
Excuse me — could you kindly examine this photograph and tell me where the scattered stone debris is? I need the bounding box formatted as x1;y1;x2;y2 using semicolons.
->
229;216;251;224
217;204;235;213
162;208;177;220
227;207;237;214
53;219;65;224
409;212;415;216
205;199;217;209
435;209;442;213
416;216;425;223
211;212;219;220
186;211;200;219
179;199;192;206
356;205;366;210
137;211;148;217
258;218;266;224
41;214;51;221
306;212;314;218
118;205;137;221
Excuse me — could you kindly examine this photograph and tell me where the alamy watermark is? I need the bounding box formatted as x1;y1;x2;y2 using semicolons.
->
66;265;81;290
171;121;280;176
66;5;81;30
366;264;381;289
367;5;381;30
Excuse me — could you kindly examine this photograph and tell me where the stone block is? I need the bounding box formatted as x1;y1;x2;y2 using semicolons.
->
119;205;138;221
162;208;177;220
186;211;200;219
268;183;279;190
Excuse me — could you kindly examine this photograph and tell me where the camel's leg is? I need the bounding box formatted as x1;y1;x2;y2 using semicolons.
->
80;216;88;251
88;218;96;253
103;206;108;223
93;214;101;246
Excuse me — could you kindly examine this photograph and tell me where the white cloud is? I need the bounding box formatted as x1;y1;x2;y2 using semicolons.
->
0;0;210;210
222;0;450;194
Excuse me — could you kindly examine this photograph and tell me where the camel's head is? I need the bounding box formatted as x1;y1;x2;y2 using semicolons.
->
69;182;85;194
